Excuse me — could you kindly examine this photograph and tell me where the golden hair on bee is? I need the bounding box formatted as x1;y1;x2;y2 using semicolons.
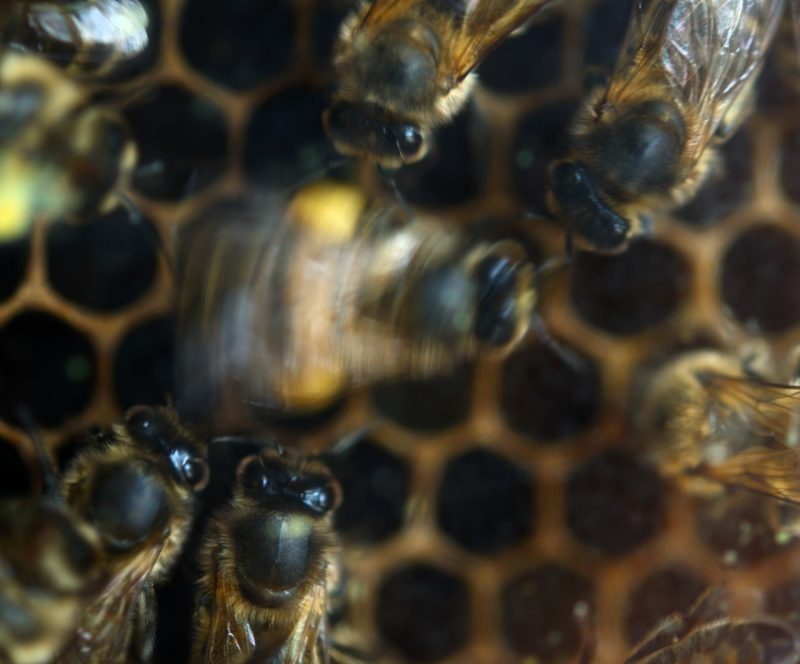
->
175;179;538;418
637;347;800;507
547;0;784;253
55;405;209;663
192;444;351;664
0;0;150;79
324;0;557;168
0;52;137;242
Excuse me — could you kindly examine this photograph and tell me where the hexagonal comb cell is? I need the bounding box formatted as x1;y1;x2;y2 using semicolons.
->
501;563;593;662
125;85;228;201
721;224;800;333
570;240;690;335
371;363;474;432
180;0;295;91
376;562;471;662
566;451;665;555
113;316;174;409
46;209;158;312
0;235;30;303
436;447;535;554
624;565;708;646
0;436;32;499
501;341;600;442
0;311;95;428
327;435;411;545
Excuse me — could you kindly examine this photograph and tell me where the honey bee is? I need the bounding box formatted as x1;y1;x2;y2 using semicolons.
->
192;444;355;663
547;0;784;253
55;405;209;662
0;0;150;78
324;0;557;169
0;52;138;241
626;588;800;663
636;348;800;506
0;490;104;663
175;180;537;415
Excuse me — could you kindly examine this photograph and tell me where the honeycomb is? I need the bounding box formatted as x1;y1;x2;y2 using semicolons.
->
3;0;800;662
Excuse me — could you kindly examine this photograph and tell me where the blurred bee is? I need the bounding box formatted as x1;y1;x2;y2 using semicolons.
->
192;444;357;663
0;423;105;664
636;348;800;507
0;0;150;78
56;405;209;662
626;588;800;663
0;52;137;242
176;180;537;416
547;0;784;253
324;0;556;168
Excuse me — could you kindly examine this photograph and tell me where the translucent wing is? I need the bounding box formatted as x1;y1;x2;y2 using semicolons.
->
603;0;783;163
283;579;329;664
357;0;420;30
445;0;557;83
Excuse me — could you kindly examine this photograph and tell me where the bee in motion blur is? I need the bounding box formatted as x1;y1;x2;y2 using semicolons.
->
324;0;556;168
55;405;209;662
176;180;537;415
626;588;800;663
636;347;800;511
547;0;784;253
0;426;104;664
0;52;137;242
192;444;356;663
0;0;150;78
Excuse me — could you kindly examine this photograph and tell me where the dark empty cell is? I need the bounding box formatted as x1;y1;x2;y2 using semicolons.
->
478;14;564;93
312;0;351;69
180;0;294;90
251;397;347;433
571;240;689;335
624;566;707;646
512;99;580;215
767;578;800;627
244;85;342;190
437;448;534;555
0;235;30;302
113;317;174;409
0;437;31;499
695;491;788;568
675;129;753;227
125;85;227;201
566;451;664;555
721;225;800;334
391;105;486;209
46;209;158;312
501;563;593;661
501;342;599;442
376;563;470;662
326;436;410;544
0;311;95;428
583;0;635;70
371;363;473;432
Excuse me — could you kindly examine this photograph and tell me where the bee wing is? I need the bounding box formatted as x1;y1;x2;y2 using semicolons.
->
445;0;558;83
603;0;783;160
62;542;163;661
698;371;800;442
283;579;329;664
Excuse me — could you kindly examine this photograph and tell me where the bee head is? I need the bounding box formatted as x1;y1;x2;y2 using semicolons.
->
231;450;340;606
124;405;209;491
548;159;631;252
323;100;427;168
472;241;536;351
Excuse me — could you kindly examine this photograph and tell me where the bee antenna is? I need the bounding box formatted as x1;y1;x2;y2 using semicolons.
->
318;423;377;462
15;405;64;503
377;165;412;221
529;312;584;372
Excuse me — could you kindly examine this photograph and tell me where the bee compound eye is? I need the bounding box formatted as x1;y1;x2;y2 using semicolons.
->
182;457;209;490
301;477;338;515
124;405;160;442
398;124;425;162
550;160;582;192
237;455;270;495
